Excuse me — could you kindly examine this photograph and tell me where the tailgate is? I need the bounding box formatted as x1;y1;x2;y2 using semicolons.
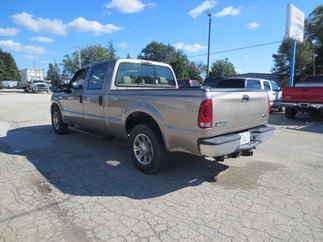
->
283;87;323;103
204;90;269;137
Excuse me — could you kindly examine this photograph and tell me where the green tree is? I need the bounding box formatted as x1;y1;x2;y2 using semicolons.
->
47;63;61;87
62;41;117;76
306;5;323;74
0;49;20;81
138;41;203;80
0;56;5;81
272;39;313;86
209;58;236;78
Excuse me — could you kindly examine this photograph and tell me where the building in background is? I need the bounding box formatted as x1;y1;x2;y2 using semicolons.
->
19;68;45;86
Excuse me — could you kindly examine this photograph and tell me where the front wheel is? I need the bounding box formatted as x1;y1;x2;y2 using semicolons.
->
51;106;69;134
129;125;167;174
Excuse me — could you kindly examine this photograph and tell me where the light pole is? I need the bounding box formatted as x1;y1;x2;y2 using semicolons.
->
206;12;212;77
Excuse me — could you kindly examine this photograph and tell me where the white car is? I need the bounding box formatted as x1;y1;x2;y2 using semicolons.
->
24;81;50;93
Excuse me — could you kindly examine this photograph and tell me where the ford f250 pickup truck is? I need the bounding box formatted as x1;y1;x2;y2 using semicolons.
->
281;75;323;119
51;59;274;173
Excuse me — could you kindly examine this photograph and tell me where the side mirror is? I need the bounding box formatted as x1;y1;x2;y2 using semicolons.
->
72;82;83;90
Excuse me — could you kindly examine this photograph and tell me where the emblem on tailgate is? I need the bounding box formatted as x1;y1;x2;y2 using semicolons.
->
214;121;228;127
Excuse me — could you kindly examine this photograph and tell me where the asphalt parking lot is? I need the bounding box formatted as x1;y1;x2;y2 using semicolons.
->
0;89;323;242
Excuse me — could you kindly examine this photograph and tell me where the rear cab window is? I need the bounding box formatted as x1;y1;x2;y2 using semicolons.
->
246;79;262;89
115;63;176;88
216;79;245;88
263;81;271;91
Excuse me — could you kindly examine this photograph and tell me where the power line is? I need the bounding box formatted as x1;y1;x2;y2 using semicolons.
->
188;41;281;58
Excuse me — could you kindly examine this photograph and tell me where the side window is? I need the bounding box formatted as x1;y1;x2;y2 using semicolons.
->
70;68;88;87
263;81;271;91
271;81;279;90
246;79;261;89
87;63;108;90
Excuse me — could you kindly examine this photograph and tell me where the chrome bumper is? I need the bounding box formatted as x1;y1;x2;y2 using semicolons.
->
199;125;275;158
279;102;323;110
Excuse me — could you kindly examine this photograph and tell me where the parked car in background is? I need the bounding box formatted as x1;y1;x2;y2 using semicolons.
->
281;75;323;119
177;79;201;88
0;80;18;88
51;59;274;174
204;77;282;110
24;81;50;93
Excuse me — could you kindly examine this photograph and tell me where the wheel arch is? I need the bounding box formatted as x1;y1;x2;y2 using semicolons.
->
125;111;168;150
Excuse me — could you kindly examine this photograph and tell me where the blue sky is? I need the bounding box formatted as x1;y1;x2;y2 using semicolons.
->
0;0;321;74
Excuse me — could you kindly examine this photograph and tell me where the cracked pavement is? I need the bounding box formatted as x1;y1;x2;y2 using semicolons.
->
0;89;323;241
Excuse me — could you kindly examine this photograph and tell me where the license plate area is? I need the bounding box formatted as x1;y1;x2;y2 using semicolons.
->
239;132;250;145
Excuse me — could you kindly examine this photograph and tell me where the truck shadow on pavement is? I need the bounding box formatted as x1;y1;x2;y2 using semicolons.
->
0;125;229;200
269;113;323;134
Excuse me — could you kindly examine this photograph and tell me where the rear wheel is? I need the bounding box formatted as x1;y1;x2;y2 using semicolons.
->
129;124;167;174
51;105;69;134
309;110;321;120
285;107;297;119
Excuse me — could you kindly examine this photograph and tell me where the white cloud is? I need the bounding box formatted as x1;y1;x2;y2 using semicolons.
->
118;42;128;48
0;27;20;36
22;54;38;60
11;12;67;35
173;43;207;52
247;22;260;29
68;17;122;35
105;0;155;13
30;36;54;43
0;40;45;54
189;0;216;18
214;6;240;17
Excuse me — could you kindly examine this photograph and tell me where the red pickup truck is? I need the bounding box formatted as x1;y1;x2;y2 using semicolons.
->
282;75;323;119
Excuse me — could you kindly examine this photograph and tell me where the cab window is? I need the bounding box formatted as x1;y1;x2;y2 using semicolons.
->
263;81;271;91
115;63;176;87
87;63;108;90
70;68;88;88
246;79;261;89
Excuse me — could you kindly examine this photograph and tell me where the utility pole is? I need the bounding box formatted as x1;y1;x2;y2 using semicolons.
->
78;48;82;69
312;48;316;76
206;12;212;77
288;40;297;87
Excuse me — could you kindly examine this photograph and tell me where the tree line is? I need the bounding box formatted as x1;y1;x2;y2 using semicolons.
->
272;5;323;86
56;40;236;83
0;49;20;81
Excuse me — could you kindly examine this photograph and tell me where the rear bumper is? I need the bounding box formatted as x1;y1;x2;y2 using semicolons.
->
199;125;275;157
279;102;323;110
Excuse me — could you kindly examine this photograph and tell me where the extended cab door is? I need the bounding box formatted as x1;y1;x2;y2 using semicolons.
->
82;62;113;134
61;68;88;127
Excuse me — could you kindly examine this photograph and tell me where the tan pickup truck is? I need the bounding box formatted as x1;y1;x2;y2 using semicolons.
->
51;59;274;173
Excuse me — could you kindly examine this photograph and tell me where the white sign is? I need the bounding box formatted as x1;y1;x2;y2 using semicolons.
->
285;4;305;42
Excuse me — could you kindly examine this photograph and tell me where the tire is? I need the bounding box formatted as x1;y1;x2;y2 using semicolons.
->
309;110;321;120
129;124;167;174
51;105;69;134
285;107;297;119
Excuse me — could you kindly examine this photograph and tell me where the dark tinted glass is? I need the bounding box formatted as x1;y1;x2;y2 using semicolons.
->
216;79;245;88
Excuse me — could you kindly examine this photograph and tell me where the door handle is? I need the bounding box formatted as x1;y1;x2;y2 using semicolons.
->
99;96;103;106
80;95;83;103
242;95;250;101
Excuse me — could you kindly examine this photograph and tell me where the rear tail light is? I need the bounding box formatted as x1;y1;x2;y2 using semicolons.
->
198;99;213;128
